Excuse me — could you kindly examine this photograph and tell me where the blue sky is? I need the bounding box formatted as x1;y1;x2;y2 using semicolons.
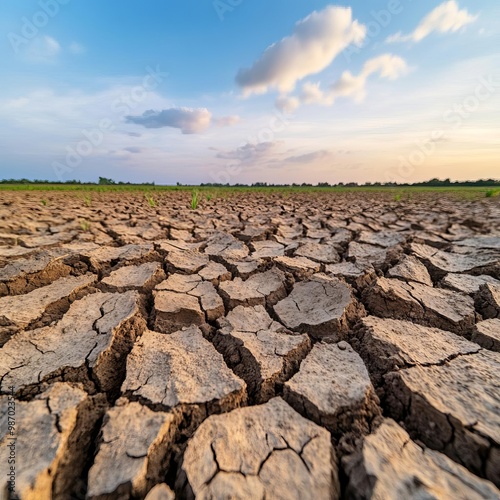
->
1;0;498;184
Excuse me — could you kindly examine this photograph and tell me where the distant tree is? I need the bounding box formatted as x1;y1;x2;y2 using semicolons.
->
98;177;115;185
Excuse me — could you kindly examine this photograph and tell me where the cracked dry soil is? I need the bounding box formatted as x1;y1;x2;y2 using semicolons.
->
0;190;499;499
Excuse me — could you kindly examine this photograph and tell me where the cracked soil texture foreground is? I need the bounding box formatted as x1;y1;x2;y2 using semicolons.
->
0;190;499;499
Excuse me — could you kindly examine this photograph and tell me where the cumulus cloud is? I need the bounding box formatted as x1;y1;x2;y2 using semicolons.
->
330;72;367;102
280;54;408;110
236;6;366;95
386;1;478;43
214;115;241;127
125;107;212;134
299;82;334;106
332;54;408;101
285;150;331;163
216;142;281;164
363;54;409;79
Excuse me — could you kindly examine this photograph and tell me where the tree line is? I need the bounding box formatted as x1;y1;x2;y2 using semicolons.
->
199;178;500;187
1;177;499;187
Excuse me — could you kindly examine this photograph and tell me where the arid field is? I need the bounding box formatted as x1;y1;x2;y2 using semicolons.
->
0;189;499;499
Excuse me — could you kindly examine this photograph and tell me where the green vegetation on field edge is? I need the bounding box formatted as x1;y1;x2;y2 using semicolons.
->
0;177;499;199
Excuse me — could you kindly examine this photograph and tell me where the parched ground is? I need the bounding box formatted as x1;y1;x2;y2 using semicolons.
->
0;190;499;499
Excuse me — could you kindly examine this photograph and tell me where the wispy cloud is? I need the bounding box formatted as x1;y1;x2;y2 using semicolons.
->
214;115;241;127
69;42;86;54
236;6;366;95
26;36;61;63
125;108;212;134
22;37;86;62
124;146;142;153
215;141;282;165
126;108;241;134
285;150;331;163
386;1;478;43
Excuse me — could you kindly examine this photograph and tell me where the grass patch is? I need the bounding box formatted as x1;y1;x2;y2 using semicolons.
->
79;220;91;232
145;193;157;207
485;189;499;198
191;190;199;210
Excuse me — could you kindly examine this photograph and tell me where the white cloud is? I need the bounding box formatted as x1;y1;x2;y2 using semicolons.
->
22;37;86;62
236;6;366;95
331;72;368;102
282;54;408;110
332;54;409;101
299;82;333;105
387;1;478;43
125;108;212;134
26;36;61;62
214;115;241;127
362;54;409;79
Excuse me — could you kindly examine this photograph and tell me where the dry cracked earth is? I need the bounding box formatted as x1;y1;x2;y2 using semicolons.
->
0;190;499;500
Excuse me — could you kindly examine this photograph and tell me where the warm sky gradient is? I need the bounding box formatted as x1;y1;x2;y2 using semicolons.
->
1;0;498;184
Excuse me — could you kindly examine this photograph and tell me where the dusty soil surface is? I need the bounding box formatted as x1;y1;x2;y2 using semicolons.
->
0;190;499;499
